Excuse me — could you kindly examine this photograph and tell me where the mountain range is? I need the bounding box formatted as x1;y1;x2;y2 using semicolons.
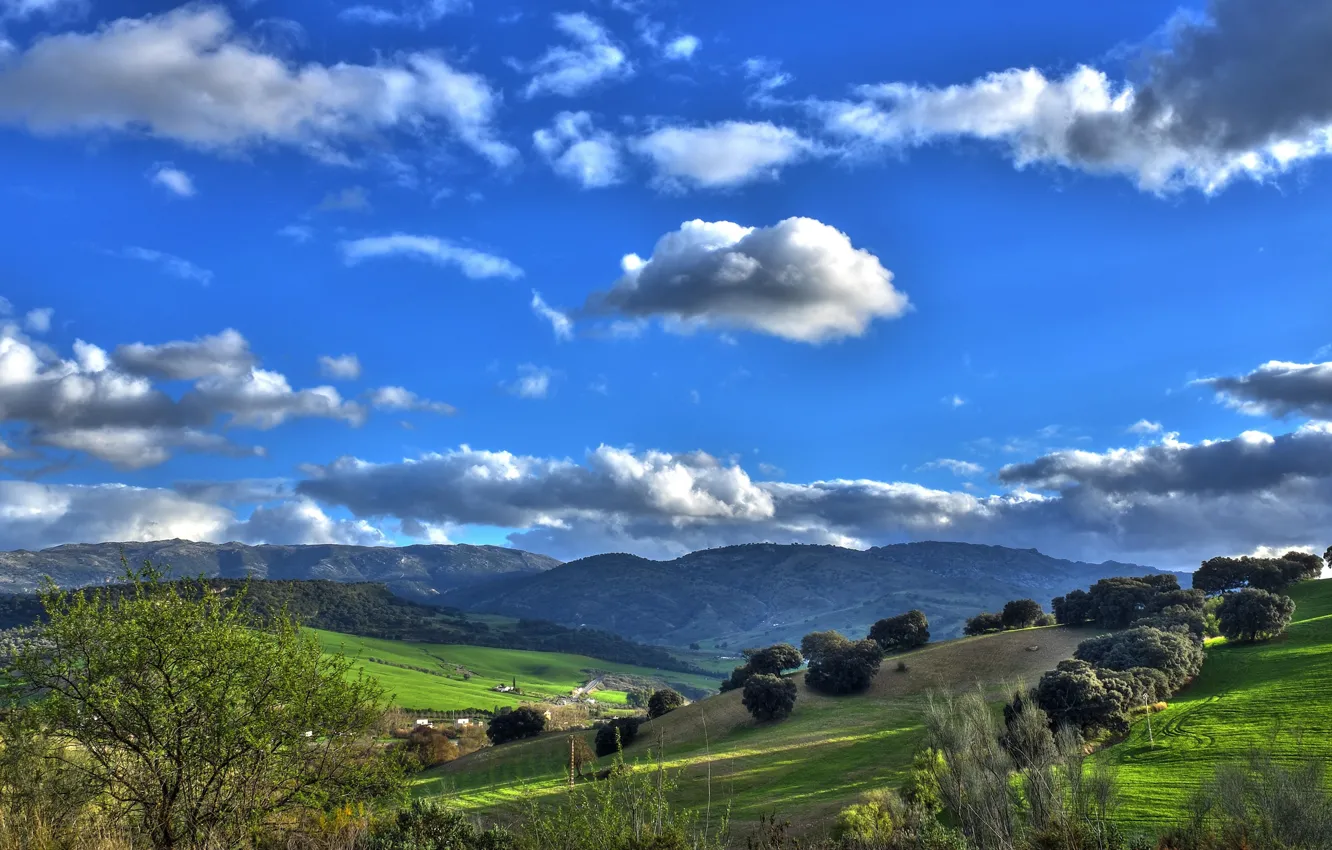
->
0;539;1166;647
447;541;1168;646
0;539;559;601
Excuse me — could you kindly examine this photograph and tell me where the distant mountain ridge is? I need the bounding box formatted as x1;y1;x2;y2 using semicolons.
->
447;541;1172;646
0;540;561;602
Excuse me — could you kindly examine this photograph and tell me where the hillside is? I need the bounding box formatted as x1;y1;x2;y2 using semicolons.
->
1103;577;1332;827
448;541;1165;646
313;630;721;713
425;624;1103;827
0;539;559;602
0;578;708;675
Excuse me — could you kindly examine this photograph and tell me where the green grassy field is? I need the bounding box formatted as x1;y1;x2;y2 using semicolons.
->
1103;578;1332;827
313;629;720;713
423;624;1098;828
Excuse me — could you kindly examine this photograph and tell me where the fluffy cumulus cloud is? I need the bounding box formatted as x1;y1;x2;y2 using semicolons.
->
23;308;52;334
523;13;631;99
281;420;1332;566
662;34;700;61
149;164;195;197
1196;360;1332;419
585;217;909;343
341;234;523;279
0;480;388;551
113;328;255;380
632;121;817;189
815;0;1332;193
318;354;362;381
0;5;517;167
532;111;623;188
0;324;427;469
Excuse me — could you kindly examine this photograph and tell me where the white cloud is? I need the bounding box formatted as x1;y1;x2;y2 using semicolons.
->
943;394;966;408
530;291;573;341
0;5;517;167
0;297;11;315
585;217;908;343
532;111;623;188
338;0;468;28
632;121;817;189
523;13;632;98
278;224;314;243
367;385;455;415
813;0;1332;194
35;425;259;470
23;307;53;334
504;364;554;399
341;234;523;279
662;34;699;61
922;458;983;477
742;57;791;96
118;247;213;285
189;369;365;429
318;353;362;380
113;328;255;380
149;164;195;197
1129;419;1163;434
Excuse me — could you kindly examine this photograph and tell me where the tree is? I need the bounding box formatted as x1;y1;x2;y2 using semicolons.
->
805;638;882;695
963;612;1004;636
1194;557;1249;595
6;563;396;850
800;630;850;662
625;687;652;709
1000;599;1044;630
1088;574;1180;627
868;610;930;651
593;717;643;757
1074;625;1204;688
487;706;546;744
749;642;804;674
1051;589;1094;625
1217;588;1296;643
1281;550;1324;582
741;674;797;722
570;737;598;779
647;688;684;719
1034;660;1123;734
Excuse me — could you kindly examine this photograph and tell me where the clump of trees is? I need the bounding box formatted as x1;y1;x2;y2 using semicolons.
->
625;687;652;709
719;643;803;692
1000;598;1045;630
1052;573;1198;628
1193;551;1323;594
593;716;643;757
1216;587;1296;642
963;600;1050;636
742;674;798;722
963;612;1004;636
487;706;547;745
647;688;685;719
867;609;929;652
802;630;882;696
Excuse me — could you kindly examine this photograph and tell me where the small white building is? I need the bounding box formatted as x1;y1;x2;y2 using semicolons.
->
415;719;432;727
455;718;472;727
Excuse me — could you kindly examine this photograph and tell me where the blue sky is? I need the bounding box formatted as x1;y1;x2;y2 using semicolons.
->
3;0;1332;569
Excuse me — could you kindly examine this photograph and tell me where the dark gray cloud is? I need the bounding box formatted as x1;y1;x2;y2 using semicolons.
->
817;0;1332;193
997;425;1332;496
1197;360;1332;419
585;217;909;343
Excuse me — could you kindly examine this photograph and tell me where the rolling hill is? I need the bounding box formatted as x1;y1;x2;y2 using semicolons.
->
422;623;1104;827
0;539;559;601
313;629;722;713
448;541;1166;646
426;577;1332;837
